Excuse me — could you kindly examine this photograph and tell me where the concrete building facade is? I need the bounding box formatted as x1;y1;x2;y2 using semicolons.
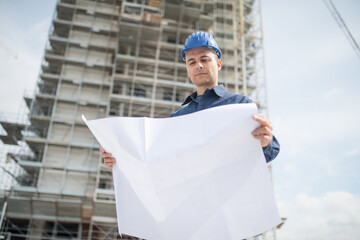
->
0;0;275;239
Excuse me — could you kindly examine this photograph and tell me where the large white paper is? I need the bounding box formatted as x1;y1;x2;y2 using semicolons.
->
82;103;281;240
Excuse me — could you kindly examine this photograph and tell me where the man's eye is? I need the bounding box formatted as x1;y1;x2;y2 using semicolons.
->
189;62;195;65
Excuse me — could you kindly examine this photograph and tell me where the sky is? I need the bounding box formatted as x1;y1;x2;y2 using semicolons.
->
0;0;359;239
262;0;360;239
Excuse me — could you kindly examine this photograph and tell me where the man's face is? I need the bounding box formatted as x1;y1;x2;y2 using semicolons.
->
185;47;222;89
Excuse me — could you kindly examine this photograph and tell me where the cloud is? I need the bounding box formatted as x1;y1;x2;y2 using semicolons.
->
277;191;360;239
271;105;360;185
344;148;360;157
273;101;360;153
322;88;342;100
283;164;296;173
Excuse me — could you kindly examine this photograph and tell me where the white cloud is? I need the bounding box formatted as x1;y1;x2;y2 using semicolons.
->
277;191;360;239
322;87;342;100
283;164;296;173
273;104;360;150
271;107;360;180
345;148;360;157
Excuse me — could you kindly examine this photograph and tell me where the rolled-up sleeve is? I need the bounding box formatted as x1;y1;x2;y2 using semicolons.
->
262;135;280;163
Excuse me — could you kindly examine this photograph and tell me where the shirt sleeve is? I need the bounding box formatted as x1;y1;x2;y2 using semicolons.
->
262;135;280;163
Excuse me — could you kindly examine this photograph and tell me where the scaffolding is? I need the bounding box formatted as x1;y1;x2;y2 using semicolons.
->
0;0;283;239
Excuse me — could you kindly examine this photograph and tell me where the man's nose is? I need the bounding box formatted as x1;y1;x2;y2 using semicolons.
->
196;61;203;69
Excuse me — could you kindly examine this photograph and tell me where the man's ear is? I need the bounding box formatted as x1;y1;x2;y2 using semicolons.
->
217;59;222;70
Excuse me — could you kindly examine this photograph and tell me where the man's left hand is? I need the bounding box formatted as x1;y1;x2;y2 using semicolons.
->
252;114;273;148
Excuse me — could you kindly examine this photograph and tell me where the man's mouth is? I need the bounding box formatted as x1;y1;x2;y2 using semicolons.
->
195;72;207;76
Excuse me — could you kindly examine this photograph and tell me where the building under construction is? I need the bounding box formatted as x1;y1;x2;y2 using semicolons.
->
0;0;279;239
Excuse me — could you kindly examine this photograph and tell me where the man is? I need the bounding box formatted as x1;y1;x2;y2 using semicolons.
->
102;31;279;167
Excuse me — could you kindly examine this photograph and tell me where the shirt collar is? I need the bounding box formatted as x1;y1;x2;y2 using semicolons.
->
182;91;198;106
181;85;227;106
212;85;227;97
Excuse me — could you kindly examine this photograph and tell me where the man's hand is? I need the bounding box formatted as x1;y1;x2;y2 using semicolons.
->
100;147;116;169
252;114;273;148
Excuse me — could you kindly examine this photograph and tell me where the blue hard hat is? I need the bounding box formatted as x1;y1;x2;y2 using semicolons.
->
181;32;222;61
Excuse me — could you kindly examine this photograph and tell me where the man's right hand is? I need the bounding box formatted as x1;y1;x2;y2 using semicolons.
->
100;147;116;169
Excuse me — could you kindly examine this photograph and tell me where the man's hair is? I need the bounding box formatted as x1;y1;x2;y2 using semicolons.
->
210;50;219;60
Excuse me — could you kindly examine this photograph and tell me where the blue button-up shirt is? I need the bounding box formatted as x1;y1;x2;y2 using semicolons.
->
170;85;280;163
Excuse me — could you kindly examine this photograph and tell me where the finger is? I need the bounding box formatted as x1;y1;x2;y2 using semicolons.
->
252;126;272;136
253;115;272;129
253;134;272;140
253;134;273;147
253;114;268;125
104;157;116;164
104;162;113;169
101;152;113;158
100;147;105;153
104;158;116;169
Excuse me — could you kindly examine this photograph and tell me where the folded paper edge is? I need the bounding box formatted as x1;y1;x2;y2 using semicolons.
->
81;114;87;123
